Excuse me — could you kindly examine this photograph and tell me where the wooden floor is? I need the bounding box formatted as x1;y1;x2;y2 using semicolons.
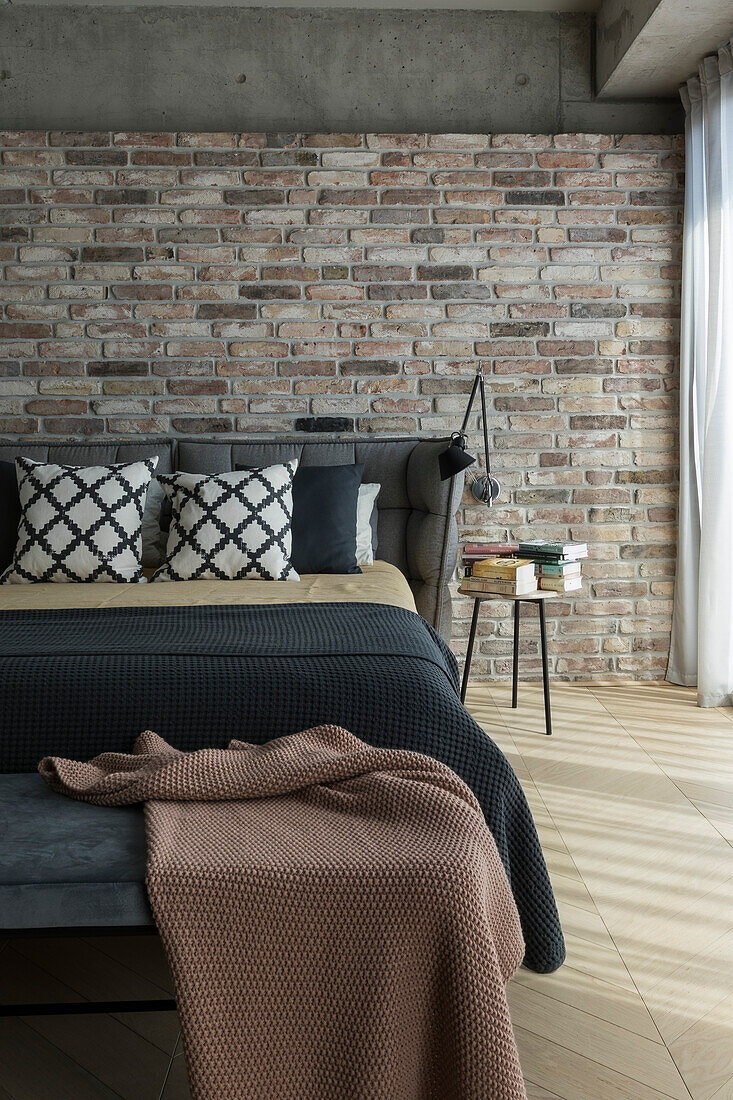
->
1;682;732;1099
474;681;733;1100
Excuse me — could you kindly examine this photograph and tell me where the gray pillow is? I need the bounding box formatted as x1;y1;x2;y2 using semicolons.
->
357;483;380;566
141;479;169;569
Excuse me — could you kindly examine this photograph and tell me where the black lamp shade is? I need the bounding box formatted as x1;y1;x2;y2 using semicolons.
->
439;433;476;481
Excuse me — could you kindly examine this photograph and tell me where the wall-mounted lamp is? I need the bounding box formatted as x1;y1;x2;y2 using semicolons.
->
438;364;501;505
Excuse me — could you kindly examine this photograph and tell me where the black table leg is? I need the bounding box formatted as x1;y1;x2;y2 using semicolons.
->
461;598;481;703
538;599;553;736
512;601;520;708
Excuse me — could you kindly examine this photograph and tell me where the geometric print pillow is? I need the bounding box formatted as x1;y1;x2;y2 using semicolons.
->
1;457;157;584
152;463;299;582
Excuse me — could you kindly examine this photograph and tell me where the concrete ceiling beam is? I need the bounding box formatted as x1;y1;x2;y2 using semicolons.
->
596;0;733;98
1;0;600;8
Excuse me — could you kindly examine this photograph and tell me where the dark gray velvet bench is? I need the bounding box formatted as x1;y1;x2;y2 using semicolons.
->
0;774;174;1016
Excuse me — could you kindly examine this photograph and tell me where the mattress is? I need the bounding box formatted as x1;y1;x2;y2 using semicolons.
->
0;559;416;614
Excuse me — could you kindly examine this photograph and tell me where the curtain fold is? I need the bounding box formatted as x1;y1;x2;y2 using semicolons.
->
668;43;733;706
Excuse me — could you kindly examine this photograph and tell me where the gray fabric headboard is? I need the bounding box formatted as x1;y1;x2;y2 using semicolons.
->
0;437;464;640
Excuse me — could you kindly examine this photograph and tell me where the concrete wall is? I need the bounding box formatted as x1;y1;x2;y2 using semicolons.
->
0;7;683;134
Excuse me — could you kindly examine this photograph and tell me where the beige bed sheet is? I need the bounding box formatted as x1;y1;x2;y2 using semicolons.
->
0;560;417;614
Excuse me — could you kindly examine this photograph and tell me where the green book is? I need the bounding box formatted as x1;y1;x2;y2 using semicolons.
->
538;561;582;576
518;539;587;558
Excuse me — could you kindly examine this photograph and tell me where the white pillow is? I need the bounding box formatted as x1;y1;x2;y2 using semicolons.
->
356;483;380;566
152;463;299;582
2;457;157;584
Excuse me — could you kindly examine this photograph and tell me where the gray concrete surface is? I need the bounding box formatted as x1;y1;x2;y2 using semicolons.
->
3;0;602;7
597;0;733;97
0;7;681;133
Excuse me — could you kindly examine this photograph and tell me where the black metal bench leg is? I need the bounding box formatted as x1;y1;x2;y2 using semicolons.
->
0;998;177;1017
461;599;481;703
538;600;553;736
512;601;520;708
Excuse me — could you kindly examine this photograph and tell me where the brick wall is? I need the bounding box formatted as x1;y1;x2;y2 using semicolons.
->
0;130;682;680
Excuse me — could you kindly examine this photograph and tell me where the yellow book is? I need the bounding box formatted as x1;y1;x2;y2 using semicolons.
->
538;575;582;593
462;577;538;596
471;556;536;584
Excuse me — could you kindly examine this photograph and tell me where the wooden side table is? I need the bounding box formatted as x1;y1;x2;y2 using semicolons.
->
459;588;557;736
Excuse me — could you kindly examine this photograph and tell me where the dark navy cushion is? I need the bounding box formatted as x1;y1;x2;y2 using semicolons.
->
0;459;21;573
0;774;150;930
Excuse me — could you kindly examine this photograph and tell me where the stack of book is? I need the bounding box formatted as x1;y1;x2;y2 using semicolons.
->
460;555;538;597
463;542;519;576
517;539;587;593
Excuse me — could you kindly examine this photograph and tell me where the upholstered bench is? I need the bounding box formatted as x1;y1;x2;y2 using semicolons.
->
0;774;172;1016
1;773;150;931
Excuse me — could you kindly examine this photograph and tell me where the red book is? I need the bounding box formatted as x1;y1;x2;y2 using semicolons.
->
463;542;519;558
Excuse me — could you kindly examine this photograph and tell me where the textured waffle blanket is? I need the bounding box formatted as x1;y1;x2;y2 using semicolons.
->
40;726;527;1100
1;600;564;973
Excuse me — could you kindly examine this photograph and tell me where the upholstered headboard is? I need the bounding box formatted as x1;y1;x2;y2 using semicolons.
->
0;437;464;639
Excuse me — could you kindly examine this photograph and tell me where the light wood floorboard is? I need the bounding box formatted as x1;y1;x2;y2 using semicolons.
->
469;681;733;1100
1;683;730;1099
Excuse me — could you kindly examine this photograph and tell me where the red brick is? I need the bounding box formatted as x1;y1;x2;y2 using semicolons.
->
166;379;228;396
381;154;411;168
194;151;259;167
44;416;104;434
371;397;430;413
552;134;613;150
303;134;364;148
26;398;86;414
0;322;52;339
49;132;111;147
318;189;377;206
353;266;411;282
113;132;175;148
278;360;337;378
366;134;425;150
169;417;232;432
261;265;319;281
30;188;93;205
371;171;429;187
0;417;38;432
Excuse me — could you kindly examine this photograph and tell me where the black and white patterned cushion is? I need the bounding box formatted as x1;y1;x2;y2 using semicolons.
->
152;463;299;582
2;457;157;584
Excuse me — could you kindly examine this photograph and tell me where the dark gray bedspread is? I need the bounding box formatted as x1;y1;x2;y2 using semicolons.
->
0;601;565;972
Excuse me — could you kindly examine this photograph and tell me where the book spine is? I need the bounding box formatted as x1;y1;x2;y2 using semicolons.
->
538;578;582;592
518;543;587;555
463;580;538;595
464;543;518;555
473;567;535;580
538;562;582;576
522;553;587;564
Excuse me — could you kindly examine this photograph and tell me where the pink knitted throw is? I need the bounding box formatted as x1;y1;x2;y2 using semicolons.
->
40;726;526;1100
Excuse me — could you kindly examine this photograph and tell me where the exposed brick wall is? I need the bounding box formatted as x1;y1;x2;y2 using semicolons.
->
0;130;682;680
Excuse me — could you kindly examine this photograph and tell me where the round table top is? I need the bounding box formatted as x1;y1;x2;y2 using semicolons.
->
458;586;558;602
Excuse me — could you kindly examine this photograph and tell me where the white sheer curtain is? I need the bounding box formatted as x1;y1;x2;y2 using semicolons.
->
668;44;733;706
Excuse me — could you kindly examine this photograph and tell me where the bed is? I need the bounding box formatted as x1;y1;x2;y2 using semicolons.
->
0;437;565;975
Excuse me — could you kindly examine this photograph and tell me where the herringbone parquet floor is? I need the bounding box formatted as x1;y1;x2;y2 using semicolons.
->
476;681;733;1100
